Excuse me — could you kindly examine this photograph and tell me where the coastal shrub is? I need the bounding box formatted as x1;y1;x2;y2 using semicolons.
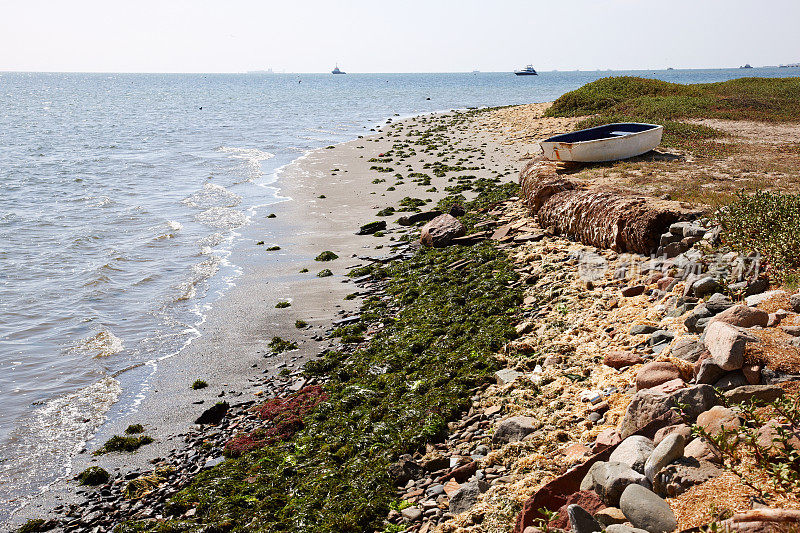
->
275;301;291;308
315;251;339;261
376;207;395;217
316;269;333;277
295;320;308;328
76;466;110;486
715;190;800;282
191;379;208;390
93;435;154;455
125;424;144;434
266;245;281;251
299;268;309;273
268;336;297;354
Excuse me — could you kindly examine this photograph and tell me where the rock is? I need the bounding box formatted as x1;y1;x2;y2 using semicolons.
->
356;220;387;235
670;336;705;363
195;401;229;425
606;525;650;533
648;330;675;347
635;362;683;391
401;507;423;521
742;364;762;385
704;322;755;371
496;368;523;385
657;277;676;291
652;458;722;497
696;406;740;436
713;371;749;390
644;433;685;482
448;480;488;514
705;293;734;314
604;350;642;370
654;425;691;446
420;214;465;247
721;509;800;533
791;293;800;312
745;290;788;308
692;276;722;298
388;456;425;485
595;428;623;448
494;416;538;444
695;355;727;384
620;484;677;533
684;437;722;463
756;419;800;456
580;461;649;506
619;384;716;439
609;436;655;474
630;324;658;335
397;210;443;226
724;384;784;405
595;507;628;527
550;490;606;530
711;305;769;328
445;461;478;483
421;454;450;472
684;306;713;333
567;504;602;533
621;285;646;297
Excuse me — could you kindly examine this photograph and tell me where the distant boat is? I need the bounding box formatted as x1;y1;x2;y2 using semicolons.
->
666;67;675;70
514;65;538;76
739;64;753;69
540;123;663;162
331;64;346;74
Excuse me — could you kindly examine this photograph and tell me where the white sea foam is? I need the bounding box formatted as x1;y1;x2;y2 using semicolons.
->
219;146;274;182
74;329;124;358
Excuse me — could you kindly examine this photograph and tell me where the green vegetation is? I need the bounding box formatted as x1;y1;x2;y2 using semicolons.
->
299;268;309;273
716;191;800;282
275;301;291;308
546;76;800;156
376;207;395;217
266;246;281;251
125;424;145;434
77;466;110;486
317;269;333;277
118;184;521;533
94;434;154;455
192;380;208;390
315;251;339;262
268;336;298;354
295;320;308;329
17;519;54;533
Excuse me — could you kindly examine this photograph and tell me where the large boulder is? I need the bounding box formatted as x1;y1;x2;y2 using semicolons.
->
419;214;465;247
619;484;677;533
724;384;784;405
579;461;649;507
448;479;489;514
494;416;538;444
619;383;717;439
696;406;740;436
703;322;756;371
644;433;686;482
567;504;603;533
635;362;682;391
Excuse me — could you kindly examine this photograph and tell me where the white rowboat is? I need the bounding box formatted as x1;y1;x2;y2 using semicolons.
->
540;123;663;162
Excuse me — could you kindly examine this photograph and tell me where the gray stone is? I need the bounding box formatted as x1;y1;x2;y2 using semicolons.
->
724;384;784;405
630;324;658;335
705;293;734;314
568;504;602;533
670;336;704;363
668;222;692;237
620;484;678;533
696;358;726;384
609;436;654;474
713;372;748;391
648;330;675;347
619;384;717;439
660;232;682;247
791;293;800;313
644;433;685;482
692;277;722;298
495;368;523;385
493;416;537;444
580;461;649;507
684;437;721;463
683;224;707;238
606;525;650;533
704;321;755;371
448;480;488;514
745;290;788;307
684;306;712;333
401;507;423;521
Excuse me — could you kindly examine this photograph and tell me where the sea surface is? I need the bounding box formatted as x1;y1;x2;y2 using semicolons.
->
0;67;796;519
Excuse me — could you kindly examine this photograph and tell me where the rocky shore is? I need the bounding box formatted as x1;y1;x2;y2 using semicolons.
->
14;92;800;533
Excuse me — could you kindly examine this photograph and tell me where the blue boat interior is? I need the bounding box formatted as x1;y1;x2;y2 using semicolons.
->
544;123;657;143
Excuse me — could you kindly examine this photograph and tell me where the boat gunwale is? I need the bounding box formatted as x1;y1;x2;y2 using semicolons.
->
541;122;663;147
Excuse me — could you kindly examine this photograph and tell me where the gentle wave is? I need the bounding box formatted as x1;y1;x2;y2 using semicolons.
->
219;146;274;182
73;329;124;358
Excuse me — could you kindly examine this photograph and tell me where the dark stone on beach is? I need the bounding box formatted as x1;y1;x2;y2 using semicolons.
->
621;285;645;297
194;402;229;425
494;416;537;444
397;210;443;226
448;480;489;514
620;484;677;533
356;221;387;235
629;324;657;335
567;504;603;533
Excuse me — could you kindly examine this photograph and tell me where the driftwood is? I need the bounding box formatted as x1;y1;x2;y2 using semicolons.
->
519;159;701;255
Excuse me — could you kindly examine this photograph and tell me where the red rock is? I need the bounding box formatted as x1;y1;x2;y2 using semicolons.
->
621;285;646;297
646;272;664;285
657;276;676;291
420;214;466;247
711;305;769;328
696;406;741;436
756;419;800;457
562;443;591;464
595;428;622;448
704;321;755;371
604;350;642;370
550;490;606;529
442;461;477;483
742;364;762;385
635;362;683;391
654;424;692;446
767;313;781;327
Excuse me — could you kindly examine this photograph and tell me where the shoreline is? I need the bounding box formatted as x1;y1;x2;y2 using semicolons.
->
7;106;536;529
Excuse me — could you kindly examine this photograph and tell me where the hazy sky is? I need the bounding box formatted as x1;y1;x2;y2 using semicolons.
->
1;0;798;72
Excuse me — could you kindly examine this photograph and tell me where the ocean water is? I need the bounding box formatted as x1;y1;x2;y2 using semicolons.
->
0;67;796;518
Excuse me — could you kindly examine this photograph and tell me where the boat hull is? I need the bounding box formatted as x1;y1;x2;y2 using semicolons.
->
514;72;538;76
540;123;663;162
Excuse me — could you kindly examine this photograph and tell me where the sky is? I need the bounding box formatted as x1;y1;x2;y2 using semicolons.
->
1;0;798;73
